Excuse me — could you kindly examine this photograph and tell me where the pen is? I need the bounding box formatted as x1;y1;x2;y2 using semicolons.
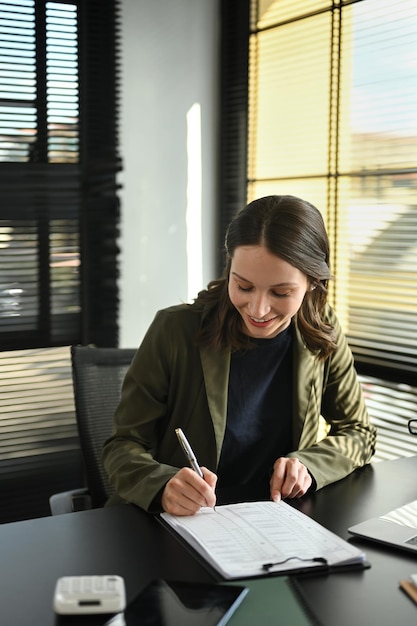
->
175;428;204;479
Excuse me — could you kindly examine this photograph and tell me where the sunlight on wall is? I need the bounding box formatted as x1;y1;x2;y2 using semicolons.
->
186;102;203;302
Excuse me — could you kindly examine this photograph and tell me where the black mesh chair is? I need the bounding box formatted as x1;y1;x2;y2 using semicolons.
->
49;345;136;515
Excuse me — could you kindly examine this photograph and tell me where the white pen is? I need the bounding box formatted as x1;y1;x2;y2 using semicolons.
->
175;428;204;479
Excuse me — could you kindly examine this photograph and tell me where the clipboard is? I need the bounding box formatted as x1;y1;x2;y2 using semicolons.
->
160;500;368;579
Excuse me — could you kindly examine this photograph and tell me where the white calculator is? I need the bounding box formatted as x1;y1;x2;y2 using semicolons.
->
53;575;126;615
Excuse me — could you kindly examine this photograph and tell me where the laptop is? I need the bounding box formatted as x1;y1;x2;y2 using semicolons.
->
348;500;417;554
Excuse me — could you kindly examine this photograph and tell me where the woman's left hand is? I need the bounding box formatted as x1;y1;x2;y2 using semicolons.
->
270;457;312;502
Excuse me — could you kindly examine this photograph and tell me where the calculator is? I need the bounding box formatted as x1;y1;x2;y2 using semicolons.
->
53;575;126;615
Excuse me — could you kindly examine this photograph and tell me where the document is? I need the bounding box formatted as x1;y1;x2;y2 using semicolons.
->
161;500;367;580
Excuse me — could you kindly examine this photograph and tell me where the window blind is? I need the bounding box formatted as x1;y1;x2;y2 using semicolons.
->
217;0;251;275
0;0;121;522
0;0;121;350
245;0;417;459
360;375;417;462
0;346;83;523
337;1;417;384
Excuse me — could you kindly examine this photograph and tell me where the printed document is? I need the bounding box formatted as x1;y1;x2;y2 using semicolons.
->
161;500;366;579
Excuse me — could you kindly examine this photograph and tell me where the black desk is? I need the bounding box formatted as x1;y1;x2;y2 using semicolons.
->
293;455;417;626
1;456;417;625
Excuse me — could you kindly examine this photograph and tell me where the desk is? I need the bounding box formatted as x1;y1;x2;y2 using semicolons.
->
293;455;417;626
1;456;417;625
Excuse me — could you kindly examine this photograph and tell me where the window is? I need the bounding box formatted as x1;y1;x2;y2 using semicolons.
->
0;0;121;350
0;0;121;522
246;0;417;460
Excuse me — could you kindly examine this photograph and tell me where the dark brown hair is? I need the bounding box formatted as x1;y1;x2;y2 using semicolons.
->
194;195;337;358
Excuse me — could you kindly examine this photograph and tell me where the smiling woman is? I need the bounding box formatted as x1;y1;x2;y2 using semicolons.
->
228;247;309;339
102;194;376;518
196;194;335;356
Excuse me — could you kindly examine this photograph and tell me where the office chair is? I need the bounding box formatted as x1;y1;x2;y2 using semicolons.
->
49;345;136;515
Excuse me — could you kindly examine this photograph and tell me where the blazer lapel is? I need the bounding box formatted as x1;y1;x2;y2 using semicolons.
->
200;346;230;462
199;324;321;459
292;324;319;448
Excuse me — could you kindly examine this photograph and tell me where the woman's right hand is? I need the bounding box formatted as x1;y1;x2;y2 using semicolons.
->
161;467;217;515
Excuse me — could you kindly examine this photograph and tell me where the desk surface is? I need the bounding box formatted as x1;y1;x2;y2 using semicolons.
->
1;455;417;625
293;455;417;626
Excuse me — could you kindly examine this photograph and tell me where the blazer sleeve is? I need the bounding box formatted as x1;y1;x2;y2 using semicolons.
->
288;308;377;490
102;306;216;512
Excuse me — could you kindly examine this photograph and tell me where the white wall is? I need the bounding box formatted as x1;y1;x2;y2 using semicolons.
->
119;0;219;348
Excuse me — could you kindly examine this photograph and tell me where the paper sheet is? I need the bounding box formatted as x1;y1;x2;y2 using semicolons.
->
161;500;366;579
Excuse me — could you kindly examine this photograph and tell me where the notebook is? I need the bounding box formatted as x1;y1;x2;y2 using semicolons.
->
348;499;417;554
161;500;367;579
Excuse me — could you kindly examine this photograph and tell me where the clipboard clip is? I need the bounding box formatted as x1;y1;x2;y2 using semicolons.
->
262;556;328;572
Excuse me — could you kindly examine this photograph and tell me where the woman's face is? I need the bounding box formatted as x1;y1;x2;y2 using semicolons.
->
228;245;310;339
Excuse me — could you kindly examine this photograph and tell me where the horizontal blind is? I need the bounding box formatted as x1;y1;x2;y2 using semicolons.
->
257;0;332;30
0;1;82;349
0;346;83;523
360;375;417;462
0;163;81;349
337;0;417;382
249;12;332;181
0;347;77;457
0;0;121;349
45;1;79;163
77;0;121;346
0;0;121;522
0;0;36;161
248;0;417;385
218;0;251;274
247;2;334;225
248;0;417;461
0;1;79;163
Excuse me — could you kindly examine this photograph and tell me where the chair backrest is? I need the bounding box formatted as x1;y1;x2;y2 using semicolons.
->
71;345;136;508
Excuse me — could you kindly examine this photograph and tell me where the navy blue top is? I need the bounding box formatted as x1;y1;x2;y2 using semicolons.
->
216;324;293;504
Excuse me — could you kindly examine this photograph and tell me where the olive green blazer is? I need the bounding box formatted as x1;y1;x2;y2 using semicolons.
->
102;302;376;512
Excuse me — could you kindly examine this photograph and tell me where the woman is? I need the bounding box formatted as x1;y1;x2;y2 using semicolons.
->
102;195;376;515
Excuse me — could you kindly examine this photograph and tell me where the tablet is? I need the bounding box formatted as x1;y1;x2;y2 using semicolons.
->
104;579;249;626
